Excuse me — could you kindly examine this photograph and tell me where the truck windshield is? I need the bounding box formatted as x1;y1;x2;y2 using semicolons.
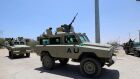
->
14;42;20;45
20;42;25;45
133;42;140;47
79;34;90;43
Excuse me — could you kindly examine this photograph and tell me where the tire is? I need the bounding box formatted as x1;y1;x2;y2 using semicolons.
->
20;54;24;57
42;54;55;70
10;51;15;59
9;51;11;57
26;53;30;57
101;62;105;68
80;58;101;78
134;51;140;57
59;58;69;65
125;49;129;55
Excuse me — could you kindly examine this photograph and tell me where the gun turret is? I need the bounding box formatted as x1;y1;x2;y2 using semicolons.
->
60;13;78;33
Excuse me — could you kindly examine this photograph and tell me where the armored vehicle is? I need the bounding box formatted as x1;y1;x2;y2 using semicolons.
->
6;37;31;59
123;39;140;57
35;14;114;77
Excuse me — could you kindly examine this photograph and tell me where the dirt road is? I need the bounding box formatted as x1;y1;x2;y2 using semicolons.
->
0;48;140;79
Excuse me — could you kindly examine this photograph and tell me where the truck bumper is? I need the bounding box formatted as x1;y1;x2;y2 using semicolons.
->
13;50;31;54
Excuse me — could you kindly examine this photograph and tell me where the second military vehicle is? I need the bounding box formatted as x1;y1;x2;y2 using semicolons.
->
6;37;31;59
35;14;115;77
123;39;140;57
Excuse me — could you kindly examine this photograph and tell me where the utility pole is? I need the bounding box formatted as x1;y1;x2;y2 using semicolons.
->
139;30;140;42
95;0;100;43
136;0;140;42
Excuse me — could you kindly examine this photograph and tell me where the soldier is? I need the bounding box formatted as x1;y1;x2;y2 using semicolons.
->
46;27;53;35
56;26;64;32
129;39;134;48
61;24;74;32
10;38;14;46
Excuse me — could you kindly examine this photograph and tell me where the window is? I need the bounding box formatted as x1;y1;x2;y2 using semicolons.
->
42;39;49;45
20;42;25;45
50;37;60;44
65;35;77;44
79;34;90;43
134;42;140;47
14;42;19;45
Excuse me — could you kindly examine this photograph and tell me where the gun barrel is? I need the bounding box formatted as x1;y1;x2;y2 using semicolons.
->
69;13;78;26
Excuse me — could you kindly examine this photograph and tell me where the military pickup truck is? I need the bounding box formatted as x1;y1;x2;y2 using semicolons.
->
6;37;31;59
35;27;114;77
35;14;114;77
123;39;140;57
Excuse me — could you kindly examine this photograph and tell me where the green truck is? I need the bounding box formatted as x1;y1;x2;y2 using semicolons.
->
6;37;31;59
35;21;115;77
123;39;140;57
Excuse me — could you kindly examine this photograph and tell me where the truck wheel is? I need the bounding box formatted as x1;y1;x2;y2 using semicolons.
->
59;58;69;65
134;51;140;57
10;51;15;59
101;62;105;67
125;50;129;55
42;55;55;70
80;58;101;77
20;54;24;57
26;53;30;57
9;51;11;57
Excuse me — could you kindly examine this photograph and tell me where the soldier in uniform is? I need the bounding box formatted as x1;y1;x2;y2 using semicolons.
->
56;26;64;32
60;24;74;33
46;27;53;35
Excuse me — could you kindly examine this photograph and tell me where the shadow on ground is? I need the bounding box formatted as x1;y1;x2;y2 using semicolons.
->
6;55;29;60
35;63;119;79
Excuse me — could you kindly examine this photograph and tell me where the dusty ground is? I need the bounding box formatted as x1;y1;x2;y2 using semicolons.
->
0;47;140;79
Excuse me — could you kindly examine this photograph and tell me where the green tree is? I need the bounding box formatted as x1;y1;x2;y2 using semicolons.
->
26;39;38;52
0;38;5;48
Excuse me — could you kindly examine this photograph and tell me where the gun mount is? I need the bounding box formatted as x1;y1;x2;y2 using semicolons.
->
60;13;78;33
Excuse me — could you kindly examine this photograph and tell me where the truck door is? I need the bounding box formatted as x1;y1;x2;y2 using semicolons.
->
64;35;80;58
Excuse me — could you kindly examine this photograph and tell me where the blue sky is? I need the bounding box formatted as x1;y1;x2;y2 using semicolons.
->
0;0;140;43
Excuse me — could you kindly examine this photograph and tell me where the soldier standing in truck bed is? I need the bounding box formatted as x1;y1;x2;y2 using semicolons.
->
46;27;53;35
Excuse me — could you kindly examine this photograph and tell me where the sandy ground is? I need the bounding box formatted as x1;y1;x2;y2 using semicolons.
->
0;47;140;79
